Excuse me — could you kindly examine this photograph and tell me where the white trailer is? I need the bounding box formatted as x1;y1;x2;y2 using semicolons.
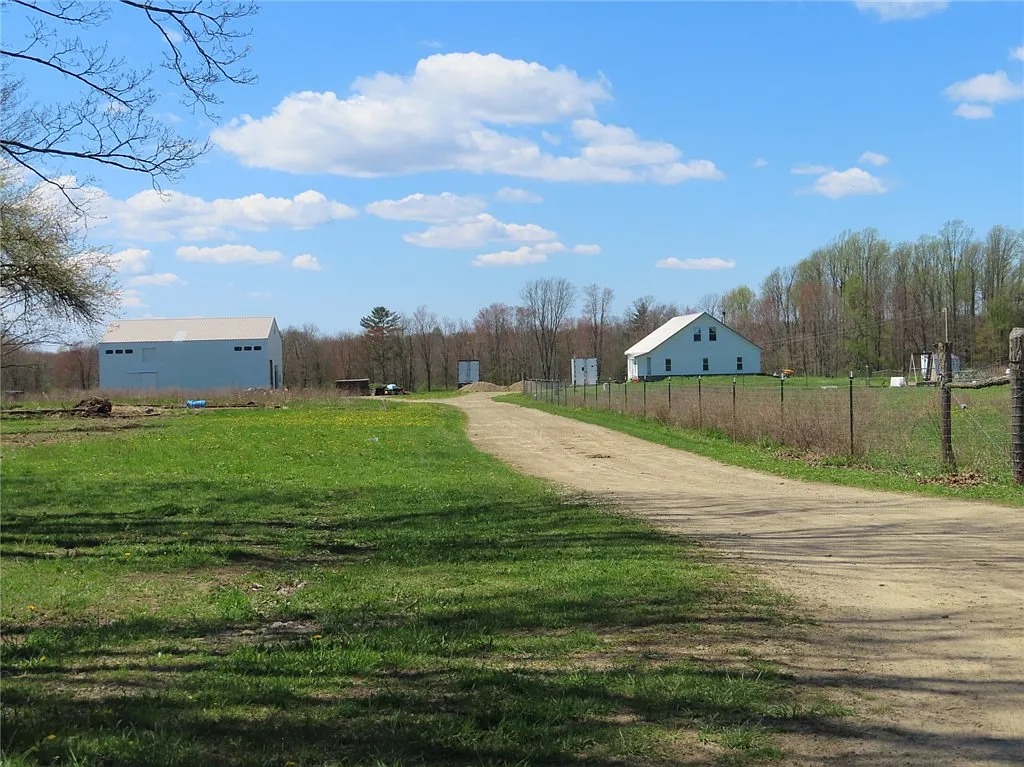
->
457;359;480;388
571;357;598;386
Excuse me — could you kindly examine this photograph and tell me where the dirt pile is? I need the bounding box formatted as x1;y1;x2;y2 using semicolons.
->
72;397;113;416
505;380;527;393
457;381;506;393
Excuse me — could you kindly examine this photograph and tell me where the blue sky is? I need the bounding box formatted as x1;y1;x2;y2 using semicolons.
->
22;1;1024;335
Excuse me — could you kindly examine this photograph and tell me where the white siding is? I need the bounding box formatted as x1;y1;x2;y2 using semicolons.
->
100;329;283;391
626;316;761;378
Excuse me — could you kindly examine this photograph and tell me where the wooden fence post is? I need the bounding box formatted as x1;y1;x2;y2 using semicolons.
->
1011;328;1023;485
937;342;956;471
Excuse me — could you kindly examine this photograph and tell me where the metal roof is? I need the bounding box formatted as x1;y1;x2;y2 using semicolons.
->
101;317;277;344
623;313;704;357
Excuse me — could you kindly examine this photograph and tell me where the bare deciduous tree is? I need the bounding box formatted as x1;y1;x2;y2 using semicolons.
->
1;0;257;199
521;277;575;380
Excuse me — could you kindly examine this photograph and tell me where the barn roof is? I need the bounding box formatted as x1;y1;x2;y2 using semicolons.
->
101;317;277;343
623;313;704;357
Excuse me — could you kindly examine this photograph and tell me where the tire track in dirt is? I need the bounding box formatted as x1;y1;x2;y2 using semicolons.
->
438;393;1024;766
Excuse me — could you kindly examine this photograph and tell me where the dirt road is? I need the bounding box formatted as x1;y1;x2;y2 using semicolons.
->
441;393;1024;766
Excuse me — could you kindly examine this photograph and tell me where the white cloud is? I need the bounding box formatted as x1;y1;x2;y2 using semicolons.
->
95;188;357;242
953;103;995;119
792;163;833;175
808;168;888;199
656;257;736;270
473;245;555;267
472;240;598;266
404;213;557;249
291;254;323;271
495;187;543;203
109;247;151;273
118;289;147;308
541;130;562;145
212;52;722;185
945;70;1024;104
752;158;768;168
1012;46;1024;62
176;245;283;264
855;1;948;21
128;272;185;287
365;192;486;222
858;151;889;167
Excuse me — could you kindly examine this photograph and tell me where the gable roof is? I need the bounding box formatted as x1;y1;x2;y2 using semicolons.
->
101;317;277;344
623;313;703;357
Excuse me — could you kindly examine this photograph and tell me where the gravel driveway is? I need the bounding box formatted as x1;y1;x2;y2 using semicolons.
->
439;393;1024;766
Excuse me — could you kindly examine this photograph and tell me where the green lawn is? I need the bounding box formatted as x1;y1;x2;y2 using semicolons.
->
1;402;841;766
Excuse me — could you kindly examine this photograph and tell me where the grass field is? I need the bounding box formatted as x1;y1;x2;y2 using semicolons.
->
523;375;1016;499
1;401;843;766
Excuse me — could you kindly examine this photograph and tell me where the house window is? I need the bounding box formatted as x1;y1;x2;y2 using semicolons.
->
253;345;262;351
234;346;243;351
693;328;702;342
709;327;717;341
665;358;672;372
115;349;123;354
736;356;744;371
105;349;113;354
125;349;133;354
702;357;709;372
244;346;252;351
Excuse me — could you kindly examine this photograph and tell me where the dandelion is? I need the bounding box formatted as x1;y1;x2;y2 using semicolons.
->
312;634;322;640
46;734;57;742
27;604;37;612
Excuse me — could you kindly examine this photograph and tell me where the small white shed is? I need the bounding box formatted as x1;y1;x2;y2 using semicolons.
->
625;312;761;380
99;316;283;391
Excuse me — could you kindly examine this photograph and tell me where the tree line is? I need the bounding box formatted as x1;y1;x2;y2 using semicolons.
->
272;220;1021;391
4;221;1021;394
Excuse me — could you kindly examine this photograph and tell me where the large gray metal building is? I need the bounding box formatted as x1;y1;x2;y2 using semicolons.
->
99;316;284;391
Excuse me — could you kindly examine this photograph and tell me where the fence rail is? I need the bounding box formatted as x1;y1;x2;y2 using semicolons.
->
521;375;1013;481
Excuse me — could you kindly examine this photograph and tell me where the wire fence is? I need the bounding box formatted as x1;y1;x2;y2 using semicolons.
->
523;376;1013;481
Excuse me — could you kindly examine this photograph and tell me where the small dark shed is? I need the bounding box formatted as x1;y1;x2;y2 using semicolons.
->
335;378;371;396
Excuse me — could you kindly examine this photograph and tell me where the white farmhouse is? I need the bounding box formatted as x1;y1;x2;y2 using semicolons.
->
625;312;761;380
99;316;284;391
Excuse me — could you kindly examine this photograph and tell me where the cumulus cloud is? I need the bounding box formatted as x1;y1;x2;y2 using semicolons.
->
945;69;1023;119
403;213;558;249
128;272;185;287
212;52;722;185
291;254;323;271
110;247;151;273
855;1;948;21
858;151;889;167
495;187;543;203
471;240;599;267
1013;46;1024;62
953;103;994;119
752;158;768;169
945;70;1024;104
807;168;888;199
472;246;552;267
176;245;283;264
791;163;833;175
92;188;357;242
118;289;147;308
365;192;486;222
656;257;736;270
